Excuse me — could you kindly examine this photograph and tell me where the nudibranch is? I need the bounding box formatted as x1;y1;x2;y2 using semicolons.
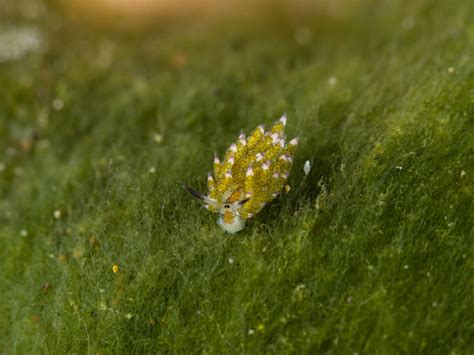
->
186;115;298;233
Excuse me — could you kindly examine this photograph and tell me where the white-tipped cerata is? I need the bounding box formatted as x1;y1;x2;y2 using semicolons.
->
246;166;254;177
279;154;290;162
229;143;237;153
255;152;264;162
262;161;271;170
279;114;287;126
289;137;299;146
271;133;280;143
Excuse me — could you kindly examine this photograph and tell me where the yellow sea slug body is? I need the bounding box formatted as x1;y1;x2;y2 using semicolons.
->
186;115;298;233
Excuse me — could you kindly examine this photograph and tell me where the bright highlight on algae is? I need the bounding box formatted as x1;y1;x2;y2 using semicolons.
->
186;115;298;233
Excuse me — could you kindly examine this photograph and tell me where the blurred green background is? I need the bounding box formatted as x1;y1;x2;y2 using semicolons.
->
0;0;472;353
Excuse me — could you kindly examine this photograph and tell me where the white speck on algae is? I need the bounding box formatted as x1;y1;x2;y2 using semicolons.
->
0;26;43;63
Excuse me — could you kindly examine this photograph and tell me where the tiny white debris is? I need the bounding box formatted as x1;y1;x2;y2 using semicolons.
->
228;257;234;264
0;27;43;63
126;313;133;320
448;67;454;74
294;28;312;45
295;284;306;291
152;132;163;144
404;264;409;269
328;76;337;86
394;166;403;170
432;302;438;308
402;16;415;30
37;139;50;150
248;329;255;335
20;230;28;237
368;265;374;271
303;160;311;175
6;147;17;156
149;167;156;173
460;170;466;177
54;210;61;219
37;111;48;128
52;98;64;111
